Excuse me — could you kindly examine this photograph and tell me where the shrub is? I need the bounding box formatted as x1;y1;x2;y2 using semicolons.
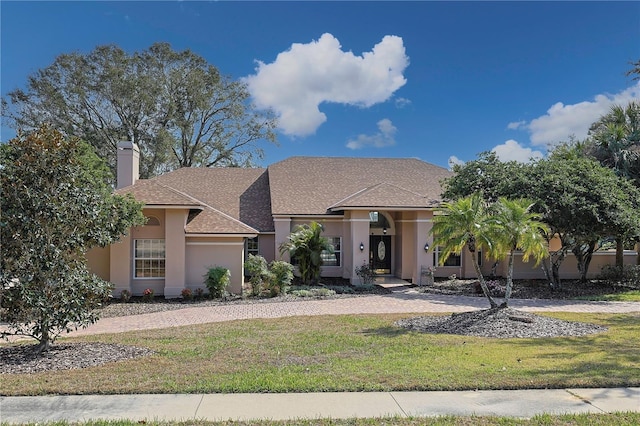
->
194;288;205;299
326;285;355;294
181;288;193;301
204;266;230;298
290;287;336;298
244;254;270;296
142;288;154;301
599;265;640;288
244;255;295;298
355;262;376;285
267;260;294;297
119;289;132;303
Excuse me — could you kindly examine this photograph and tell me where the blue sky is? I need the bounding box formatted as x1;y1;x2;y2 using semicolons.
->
2;1;639;169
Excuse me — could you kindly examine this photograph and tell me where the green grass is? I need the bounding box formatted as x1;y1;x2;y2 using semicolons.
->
577;290;640;302
1;312;639;396
4;413;640;426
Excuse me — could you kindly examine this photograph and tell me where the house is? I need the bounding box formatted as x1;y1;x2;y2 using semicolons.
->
87;142;638;298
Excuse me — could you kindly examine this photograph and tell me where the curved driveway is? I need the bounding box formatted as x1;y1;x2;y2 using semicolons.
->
70;290;640;338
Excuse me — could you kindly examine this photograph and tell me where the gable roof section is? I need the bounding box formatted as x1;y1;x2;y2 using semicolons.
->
116;180;202;207
328;182;437;210
117;177;258;235
184;206;258;235
268;157;452;215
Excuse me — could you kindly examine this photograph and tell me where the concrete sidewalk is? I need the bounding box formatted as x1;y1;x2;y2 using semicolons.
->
1;388;638;423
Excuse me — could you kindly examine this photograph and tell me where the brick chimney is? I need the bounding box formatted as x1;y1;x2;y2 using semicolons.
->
116;141;140;189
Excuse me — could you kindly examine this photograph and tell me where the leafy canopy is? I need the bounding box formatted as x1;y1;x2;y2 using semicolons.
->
2;42;278;178
279;222;333;286
0;125;145;352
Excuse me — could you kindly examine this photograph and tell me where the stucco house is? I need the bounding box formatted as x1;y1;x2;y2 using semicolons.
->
88;142;637;298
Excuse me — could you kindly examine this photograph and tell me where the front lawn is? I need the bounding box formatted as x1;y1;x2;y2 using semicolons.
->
1;312;639;395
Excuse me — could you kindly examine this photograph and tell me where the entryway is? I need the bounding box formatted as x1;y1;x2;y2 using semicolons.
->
370;235;391;274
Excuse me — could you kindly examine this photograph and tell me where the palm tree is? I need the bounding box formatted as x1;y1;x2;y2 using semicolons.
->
431;193;498;308
588;101;640;266
490;198;549;307
279;221;333;286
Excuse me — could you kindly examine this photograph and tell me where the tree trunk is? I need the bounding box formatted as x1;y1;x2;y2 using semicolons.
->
502;251;515;308
35;330;51;355
616;237;624;268
549;247;567;290
470;250;497;309
573;241;596;282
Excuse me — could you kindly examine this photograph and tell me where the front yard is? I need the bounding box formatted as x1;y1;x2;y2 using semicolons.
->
1;312;639;395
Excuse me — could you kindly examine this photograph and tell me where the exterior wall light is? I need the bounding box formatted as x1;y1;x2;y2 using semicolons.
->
383;227;387;234
424;243;430;252
359;242;364;252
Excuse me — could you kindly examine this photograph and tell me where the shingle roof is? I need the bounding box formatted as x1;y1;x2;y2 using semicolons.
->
117;157;451;234
154;167;273;232
328;182;437;210
268;157;452;215
185;207;258;235
116;180;202;207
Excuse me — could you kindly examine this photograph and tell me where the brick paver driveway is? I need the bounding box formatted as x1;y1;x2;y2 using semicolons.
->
69;290;640;338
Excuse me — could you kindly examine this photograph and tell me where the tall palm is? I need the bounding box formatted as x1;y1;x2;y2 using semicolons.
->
279;221;333;286
588;101;640;265
431;193;498;308
490;198;549;307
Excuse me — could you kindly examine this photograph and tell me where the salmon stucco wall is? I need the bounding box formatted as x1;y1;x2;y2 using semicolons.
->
186;238;245;294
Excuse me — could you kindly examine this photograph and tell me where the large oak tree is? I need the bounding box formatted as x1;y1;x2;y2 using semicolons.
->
2;43;278;178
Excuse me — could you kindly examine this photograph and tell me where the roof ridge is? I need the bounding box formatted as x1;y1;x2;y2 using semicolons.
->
155;182;258;234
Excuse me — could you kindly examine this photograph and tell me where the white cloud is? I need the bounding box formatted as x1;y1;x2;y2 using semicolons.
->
448;155;464;169
507;120;526;130
346;118;397;150
244;33;409;137
491;140;543;163
395;97;412;108
527;82;640;147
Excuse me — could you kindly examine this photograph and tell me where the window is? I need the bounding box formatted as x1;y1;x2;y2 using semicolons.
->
246;237;259;256
145;216;160;226
321;237;341;267
432;246;482;267
134;239;165;278
433;246;461;267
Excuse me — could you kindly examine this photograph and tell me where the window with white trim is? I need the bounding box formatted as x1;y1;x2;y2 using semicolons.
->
246;237;259;256
134;239;165;278
433;246;482;267
321;237;341;267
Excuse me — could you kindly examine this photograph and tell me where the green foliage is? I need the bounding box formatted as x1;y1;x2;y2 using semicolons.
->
204;266;231;298
279;221;333;286
243;254;294;297
142;288;155;302
598;265;640;288
355;262;376;285
443;145;640;286
430;193;498;308
489;198;549;305
531;150;640;284
2;42;278;178
586;101;640;186
441;151;533;202
0;125;145;352
289;287;336;297
267;260;294;297
119;289;132;302
244;254;271;296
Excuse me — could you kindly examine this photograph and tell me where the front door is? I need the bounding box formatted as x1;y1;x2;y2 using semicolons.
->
370;235;391;274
